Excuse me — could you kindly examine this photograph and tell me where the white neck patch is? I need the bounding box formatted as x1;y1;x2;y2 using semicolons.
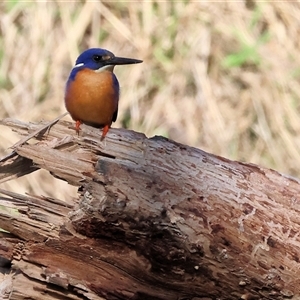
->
74;62;84;68
72;63;114;72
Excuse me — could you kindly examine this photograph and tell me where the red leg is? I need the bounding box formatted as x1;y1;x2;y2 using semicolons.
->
75;120;81;135
101;124;110;141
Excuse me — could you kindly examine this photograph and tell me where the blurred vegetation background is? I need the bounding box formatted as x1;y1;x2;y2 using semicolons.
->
1;1;300;200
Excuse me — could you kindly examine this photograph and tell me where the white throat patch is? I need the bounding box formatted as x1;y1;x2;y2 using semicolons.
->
72;63;114;72
95;65;115;72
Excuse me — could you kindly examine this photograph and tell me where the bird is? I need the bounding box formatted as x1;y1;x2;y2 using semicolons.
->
64;48;142;140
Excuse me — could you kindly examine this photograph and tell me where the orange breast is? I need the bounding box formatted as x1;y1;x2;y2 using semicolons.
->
65;68;119;126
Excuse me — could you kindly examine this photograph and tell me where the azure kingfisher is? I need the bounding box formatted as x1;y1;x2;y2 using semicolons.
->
65;48;142;140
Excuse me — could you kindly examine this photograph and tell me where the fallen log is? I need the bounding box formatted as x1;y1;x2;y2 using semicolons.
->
0;118;300;299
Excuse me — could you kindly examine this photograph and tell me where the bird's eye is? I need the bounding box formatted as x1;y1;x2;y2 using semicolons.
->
92;55;103;62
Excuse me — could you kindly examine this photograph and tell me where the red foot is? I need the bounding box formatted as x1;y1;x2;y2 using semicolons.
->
101;125;110;141
75;120;82;135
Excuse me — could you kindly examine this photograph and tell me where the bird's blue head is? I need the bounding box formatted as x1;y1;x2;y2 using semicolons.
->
68;48;142;81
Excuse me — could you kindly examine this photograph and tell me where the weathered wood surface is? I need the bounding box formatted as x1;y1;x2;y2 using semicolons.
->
1;118;300;299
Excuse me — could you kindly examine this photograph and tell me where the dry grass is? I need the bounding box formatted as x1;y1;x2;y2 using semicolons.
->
1;1;300;199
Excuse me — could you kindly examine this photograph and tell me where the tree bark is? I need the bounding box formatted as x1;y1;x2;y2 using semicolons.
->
1;118;300;299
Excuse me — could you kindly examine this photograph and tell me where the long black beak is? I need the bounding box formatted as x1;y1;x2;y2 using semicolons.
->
107;56;143;65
